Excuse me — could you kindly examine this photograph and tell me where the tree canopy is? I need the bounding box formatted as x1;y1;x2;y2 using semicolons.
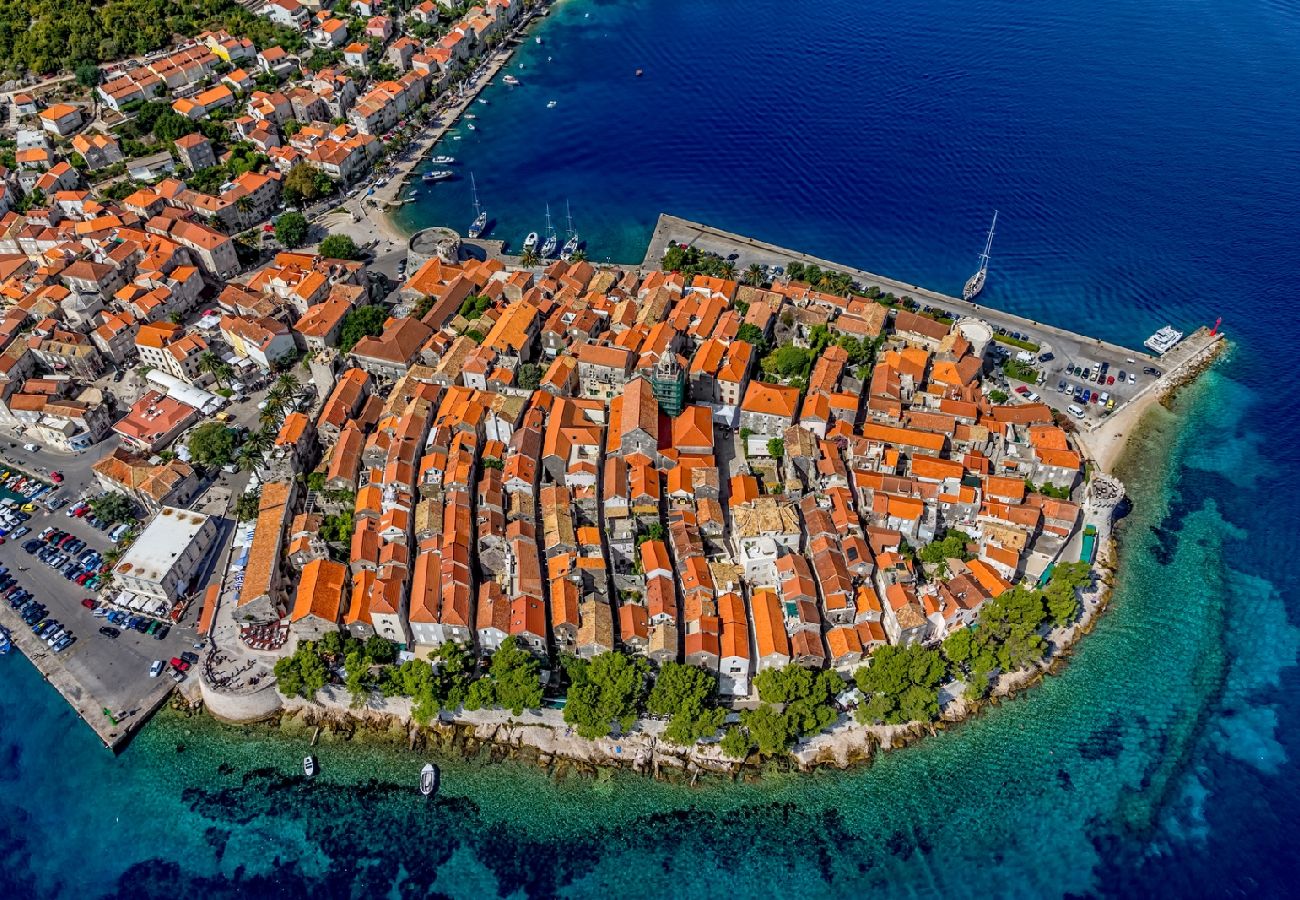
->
646;662;726;745
853;644;948;725
339;305;388;352
274;211;309;248
319;233;360;260
562;652;649;739
464;637;544;715
88;492;135;525
186;421;236;468
283;164;335;204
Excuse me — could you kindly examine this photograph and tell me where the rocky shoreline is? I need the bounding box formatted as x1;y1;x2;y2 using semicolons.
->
175;340;1227;782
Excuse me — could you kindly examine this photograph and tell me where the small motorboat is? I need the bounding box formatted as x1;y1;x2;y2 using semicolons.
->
503;75;520;86
477;98;488;105
303;755;317;778
523;231;539;252
546;100;557;109
430;155;456;165
467;122;477;131
420;763;440;797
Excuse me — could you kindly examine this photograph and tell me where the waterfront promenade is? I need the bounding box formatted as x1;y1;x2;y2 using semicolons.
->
0;600;173;750
364;10;547;232
645;214;1224;473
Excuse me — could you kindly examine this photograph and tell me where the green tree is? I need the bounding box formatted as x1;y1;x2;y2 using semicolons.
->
344;650;372;707
738;704;796;756
753;665;843;737
853;645;948;725
761;344;813;380
516;362;542;391
720;725;755;759
519;247;539;267
745;263;765;286
364;635;397;665
274;211;309;248
339;305;388;352
233;488;262;522
563;652;648;738
735;322;767;352
646;662;726;745
75;62;100;88
283;163;333;204
486;637;544;714
187;421;236;468
766;438;784;460
89;492;135;524
319;233;360;260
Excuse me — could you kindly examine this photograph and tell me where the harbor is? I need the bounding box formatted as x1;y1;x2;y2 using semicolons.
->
0;597;175;750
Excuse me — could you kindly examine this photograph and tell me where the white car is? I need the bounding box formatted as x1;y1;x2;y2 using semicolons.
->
149;660;165;678
1128;372;1136;384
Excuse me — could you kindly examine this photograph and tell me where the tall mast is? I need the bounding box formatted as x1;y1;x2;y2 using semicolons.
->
566;200;575;238
471;173;480;216
545;203;554;238
978;210;998;274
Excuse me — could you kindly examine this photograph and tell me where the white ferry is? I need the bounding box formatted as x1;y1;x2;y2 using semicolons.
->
1144;325;1184;355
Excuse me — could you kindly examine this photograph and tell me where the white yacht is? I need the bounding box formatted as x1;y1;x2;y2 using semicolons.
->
1144;326;1184;355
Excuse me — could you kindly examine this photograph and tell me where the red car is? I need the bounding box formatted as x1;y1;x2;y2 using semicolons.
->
1014;385;1029;395
81;598;95;609
1106;375;1115;385
50;471;63;483
170;657;191;672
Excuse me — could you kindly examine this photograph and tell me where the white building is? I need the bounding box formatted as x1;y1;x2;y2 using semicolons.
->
112;507;218;602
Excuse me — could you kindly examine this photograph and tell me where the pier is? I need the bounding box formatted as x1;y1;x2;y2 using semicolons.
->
644;214;1225;472
0;600;174;750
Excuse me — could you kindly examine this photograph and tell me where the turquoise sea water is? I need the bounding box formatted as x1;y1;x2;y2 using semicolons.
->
6;0;1300;895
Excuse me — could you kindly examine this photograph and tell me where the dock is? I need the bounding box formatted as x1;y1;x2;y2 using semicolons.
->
644;214;1225;472
0;600;175;751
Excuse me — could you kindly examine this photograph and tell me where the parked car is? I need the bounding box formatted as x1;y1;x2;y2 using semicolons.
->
149;660;165;678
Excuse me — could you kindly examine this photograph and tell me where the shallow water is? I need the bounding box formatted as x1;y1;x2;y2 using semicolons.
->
6;0;1300;895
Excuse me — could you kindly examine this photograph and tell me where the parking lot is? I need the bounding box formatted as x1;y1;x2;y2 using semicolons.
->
0;455;205;744
990;340;1161;424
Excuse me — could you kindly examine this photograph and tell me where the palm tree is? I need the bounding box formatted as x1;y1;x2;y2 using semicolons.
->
197;350;225;387
571;249;587;263
274;372;301;396
745;263;765;287
520;248;539;267
719;260;737;280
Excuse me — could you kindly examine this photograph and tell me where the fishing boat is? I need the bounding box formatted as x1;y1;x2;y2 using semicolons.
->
467;122;476;131
420;763;440;797
561;200;580;261
465;113;477;119
303;755;317;778
546;100;557;109
423;170;454;182
540;204;558;257
523;231;539;253
467;173;487;238
477;98;488;105
0;625;12;655
430;155;455;165
963;210;998;301
503;75;521;86
535;36;542;44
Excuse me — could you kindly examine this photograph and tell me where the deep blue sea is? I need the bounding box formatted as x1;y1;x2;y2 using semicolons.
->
6;0;1300;896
